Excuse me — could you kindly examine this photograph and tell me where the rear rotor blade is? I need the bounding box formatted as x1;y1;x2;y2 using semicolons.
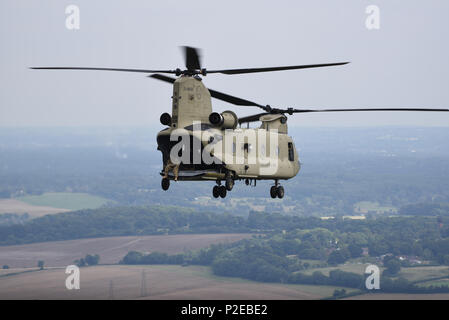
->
290;107;449;113
238;113;270;124
207;62;349;75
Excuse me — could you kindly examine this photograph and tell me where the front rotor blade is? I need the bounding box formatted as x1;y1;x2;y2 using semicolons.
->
149;74;266;108
30;67;177;74
291;108;449;113
183;46;202;71
207;62;349;75
149;74;177;84
208;88;265;108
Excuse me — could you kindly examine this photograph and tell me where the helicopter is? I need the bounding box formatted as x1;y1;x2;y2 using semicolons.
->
31;46;449;199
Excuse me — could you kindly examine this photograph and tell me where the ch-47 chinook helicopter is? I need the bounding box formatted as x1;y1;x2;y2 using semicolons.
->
32;47;449;199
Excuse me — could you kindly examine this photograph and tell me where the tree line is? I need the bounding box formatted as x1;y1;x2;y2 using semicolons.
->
1;207;449;268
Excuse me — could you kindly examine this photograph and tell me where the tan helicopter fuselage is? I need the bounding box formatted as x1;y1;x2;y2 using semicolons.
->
156;76;300;182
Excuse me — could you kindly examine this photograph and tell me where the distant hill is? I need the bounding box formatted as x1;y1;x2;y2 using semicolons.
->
0;206;251;245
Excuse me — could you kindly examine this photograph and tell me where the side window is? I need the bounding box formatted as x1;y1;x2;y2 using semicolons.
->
288;142;294;161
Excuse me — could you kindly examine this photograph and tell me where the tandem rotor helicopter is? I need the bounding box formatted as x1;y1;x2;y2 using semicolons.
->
32;47;449;199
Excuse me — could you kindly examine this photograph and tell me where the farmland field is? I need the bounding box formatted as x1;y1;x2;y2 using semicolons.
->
396;266;449;282
17;192;111;211
0;265;356;300
302;263;449;282
0;198;70;218
302;263;369;276
0;233;253;268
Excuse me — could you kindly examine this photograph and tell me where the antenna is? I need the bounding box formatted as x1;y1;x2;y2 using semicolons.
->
140;269;148;297
108;280;114;300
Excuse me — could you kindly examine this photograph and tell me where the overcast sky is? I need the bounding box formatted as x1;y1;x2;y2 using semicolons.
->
1;0;448;127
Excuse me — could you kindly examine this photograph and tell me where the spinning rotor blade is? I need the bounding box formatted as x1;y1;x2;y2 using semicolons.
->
288;107;449;114
31;47;349;77
183;46;202;71
149;74;176;83
30;67;177;74
207;62;349;75
208;88;264;108
149;74;266;108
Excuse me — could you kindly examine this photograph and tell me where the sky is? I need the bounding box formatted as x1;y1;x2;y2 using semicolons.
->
0;0;448;127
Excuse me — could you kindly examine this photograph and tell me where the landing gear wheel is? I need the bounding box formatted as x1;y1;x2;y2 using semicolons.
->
270;186;277;198
161;178;170;191
212;185;220;198
276;186;285;199
225;177;234;191
218;185;227;198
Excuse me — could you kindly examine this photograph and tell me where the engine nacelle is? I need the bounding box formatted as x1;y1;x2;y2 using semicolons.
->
209;110;238;129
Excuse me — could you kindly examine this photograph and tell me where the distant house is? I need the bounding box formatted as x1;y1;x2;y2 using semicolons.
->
409;257;422;265
362;247;369;256
342;215;366;220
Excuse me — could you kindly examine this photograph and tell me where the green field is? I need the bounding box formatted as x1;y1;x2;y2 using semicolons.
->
17;192;111;211
302;263;449;287
302;263;369;276
397;266;449;283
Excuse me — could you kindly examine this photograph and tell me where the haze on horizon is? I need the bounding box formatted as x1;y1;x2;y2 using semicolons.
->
1;0;448;128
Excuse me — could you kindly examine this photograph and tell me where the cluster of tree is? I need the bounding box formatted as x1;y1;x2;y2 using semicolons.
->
120;235;449;294
400;203;449;216
74;254;100;267
332;289;347;298
0;206;248;245
382;256;402;276
0;213;30;226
